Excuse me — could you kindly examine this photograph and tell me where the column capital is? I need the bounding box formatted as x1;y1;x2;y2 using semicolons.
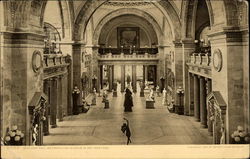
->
72;41;86;46
51;76;57;80
205;77;211;81
173;40;182;48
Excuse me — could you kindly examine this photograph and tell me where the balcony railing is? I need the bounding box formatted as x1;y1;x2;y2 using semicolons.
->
98;48;158;54
189;53;211;66
98;52;159;60
43;54;70;68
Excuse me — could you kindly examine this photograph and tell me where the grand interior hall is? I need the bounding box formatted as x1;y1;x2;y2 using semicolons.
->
0;0;249;147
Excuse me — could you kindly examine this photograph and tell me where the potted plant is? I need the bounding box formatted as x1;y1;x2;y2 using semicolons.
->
4;125;24;146
231;126;250;144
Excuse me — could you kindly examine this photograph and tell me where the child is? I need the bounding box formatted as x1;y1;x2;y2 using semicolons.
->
121;118;132;145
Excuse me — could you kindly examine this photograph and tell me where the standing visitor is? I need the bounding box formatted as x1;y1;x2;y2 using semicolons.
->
72;85;80;115
124;88;133;112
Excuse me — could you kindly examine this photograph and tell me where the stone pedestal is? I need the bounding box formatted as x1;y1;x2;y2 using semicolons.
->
104;100;109;109
146;100;155;109
91;95;96;105
140;91;144;97
113;91;117;97
176;105;184;115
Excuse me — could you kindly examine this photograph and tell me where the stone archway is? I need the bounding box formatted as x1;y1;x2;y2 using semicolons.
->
74;0;181;42
181;0;241;39
93;11;160;46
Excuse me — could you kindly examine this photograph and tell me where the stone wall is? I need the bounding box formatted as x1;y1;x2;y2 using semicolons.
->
1;32;44;144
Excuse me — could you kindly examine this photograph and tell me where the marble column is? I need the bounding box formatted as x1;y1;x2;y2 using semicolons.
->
188;73;194;116
57;76;63;122
62;74;68;118
182;40;196;116
108;65;113;92
194;75;200;121
206;78;212;135
121;65;125;92
50;78;58;128
112;65;114;90
72;42;84;106
132;65;137;92
200;76;207;128
100;65;103;89
43;80;50;136
67;57;73;116
143;65;148;82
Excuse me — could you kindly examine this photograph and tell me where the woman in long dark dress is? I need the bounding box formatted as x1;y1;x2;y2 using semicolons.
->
124;88;133;112
121;118;132;145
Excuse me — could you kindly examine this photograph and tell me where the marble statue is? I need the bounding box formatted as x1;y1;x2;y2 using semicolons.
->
162;88;167;105
147;88;154;101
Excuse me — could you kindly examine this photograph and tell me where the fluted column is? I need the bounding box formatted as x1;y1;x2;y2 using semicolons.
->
43;80;50;136
188;73;194;116
57;76;63;122
200;77;207;128
132;65;137;92
194;75;200;121
50;78;58;128
206;78;212;135
121;65;125;92
100;65;103;89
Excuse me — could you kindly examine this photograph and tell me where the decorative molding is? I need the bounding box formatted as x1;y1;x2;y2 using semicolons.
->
32;50;42;73
207;91;227;144
213;49;223;72
104;1;152;7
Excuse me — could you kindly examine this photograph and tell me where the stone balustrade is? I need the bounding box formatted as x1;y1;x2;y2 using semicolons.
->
189;53;211;66
43;54;70;68
98;52;159;60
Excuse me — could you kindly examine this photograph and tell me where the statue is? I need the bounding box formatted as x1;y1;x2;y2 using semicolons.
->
92;88;96;105
147;88;154;101
32;124;38;145
145;81;149;89
102;89;108;103
156;85;160;97
162;88;167;105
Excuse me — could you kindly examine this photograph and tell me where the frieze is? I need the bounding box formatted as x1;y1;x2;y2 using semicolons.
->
187;64;212;79
104;1;152;7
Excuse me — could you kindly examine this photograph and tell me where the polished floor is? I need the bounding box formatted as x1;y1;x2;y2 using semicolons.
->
44;86;212;145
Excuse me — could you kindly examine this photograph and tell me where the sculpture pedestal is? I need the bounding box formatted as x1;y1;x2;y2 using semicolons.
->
91;97;96;106
140;91;144;97
146;100;155;109
104;100;109;109
113;91;117;97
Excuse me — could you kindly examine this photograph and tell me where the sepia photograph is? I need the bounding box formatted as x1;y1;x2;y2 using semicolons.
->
0;0;249;158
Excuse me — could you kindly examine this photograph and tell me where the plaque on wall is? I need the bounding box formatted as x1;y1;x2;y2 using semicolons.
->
32;50;42;73
213;49;223;72
117;27;140;48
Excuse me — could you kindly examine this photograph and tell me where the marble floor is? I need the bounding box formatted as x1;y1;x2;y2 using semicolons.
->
43;90;213;145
